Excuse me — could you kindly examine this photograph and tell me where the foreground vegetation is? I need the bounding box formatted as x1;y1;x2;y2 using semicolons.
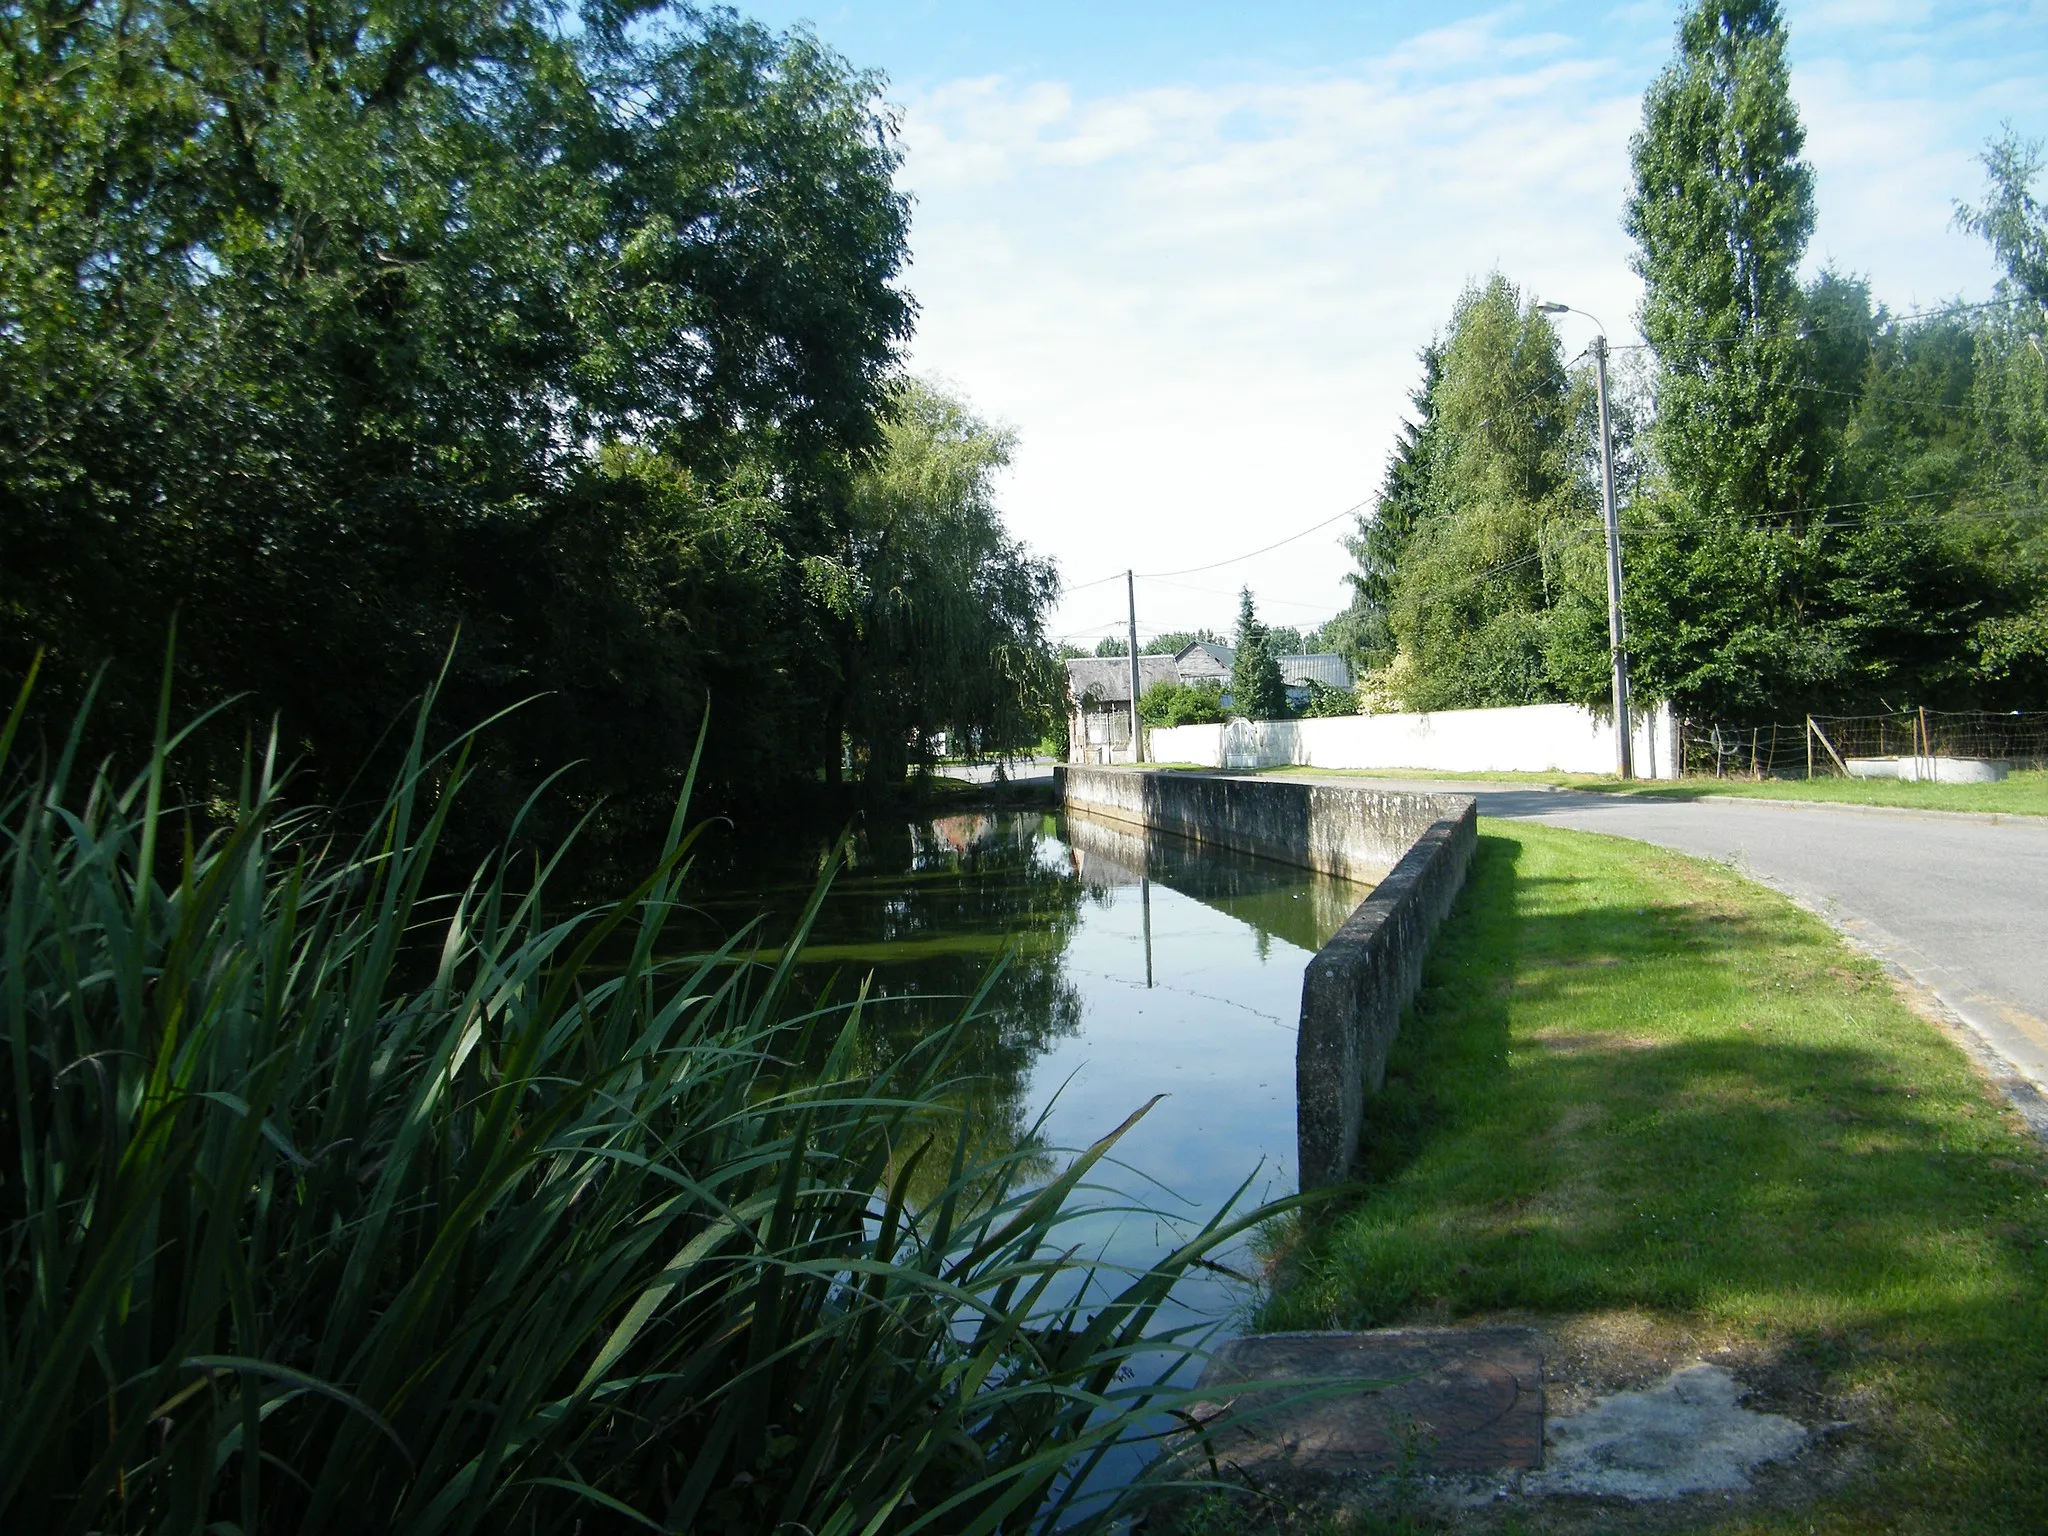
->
1265;764;2048;817
1264;823;2048;1531
0;684;1275;1534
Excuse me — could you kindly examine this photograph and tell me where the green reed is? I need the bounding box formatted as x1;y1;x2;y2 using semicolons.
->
0;661;1282;1534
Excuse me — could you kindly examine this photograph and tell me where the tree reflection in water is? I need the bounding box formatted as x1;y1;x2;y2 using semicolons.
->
680;808;1377;1213
679;811;1091;1198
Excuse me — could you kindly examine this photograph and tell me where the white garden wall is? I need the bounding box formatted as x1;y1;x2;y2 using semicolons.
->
1146;700;1680;779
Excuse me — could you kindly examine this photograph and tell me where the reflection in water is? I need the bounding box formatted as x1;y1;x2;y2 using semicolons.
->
682;807;1377;1498
1060;810;1376;955
682;808;1374;1298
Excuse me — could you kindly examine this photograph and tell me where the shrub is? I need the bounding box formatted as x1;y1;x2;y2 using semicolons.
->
1297;680;1360;718
1139;681;1228;728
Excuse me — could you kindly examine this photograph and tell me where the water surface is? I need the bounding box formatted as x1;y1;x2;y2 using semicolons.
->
684;808;1374;1332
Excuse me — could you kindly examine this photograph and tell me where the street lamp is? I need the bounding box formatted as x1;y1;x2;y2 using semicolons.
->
1537;301;1634;779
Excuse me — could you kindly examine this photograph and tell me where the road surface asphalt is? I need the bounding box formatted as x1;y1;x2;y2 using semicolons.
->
1309;777;2048;1126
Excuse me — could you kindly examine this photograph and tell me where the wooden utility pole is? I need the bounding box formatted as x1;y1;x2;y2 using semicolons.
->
1126;570;1143;764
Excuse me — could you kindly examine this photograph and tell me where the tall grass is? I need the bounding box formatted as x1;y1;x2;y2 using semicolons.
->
0;666;1279;1534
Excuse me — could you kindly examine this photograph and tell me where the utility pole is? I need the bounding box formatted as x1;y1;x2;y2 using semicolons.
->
1541;303;1635;780
1126;569;1143;764
1591;335;1634;779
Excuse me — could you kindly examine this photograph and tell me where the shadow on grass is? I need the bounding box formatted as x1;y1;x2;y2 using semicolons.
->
1260;826;2048;1526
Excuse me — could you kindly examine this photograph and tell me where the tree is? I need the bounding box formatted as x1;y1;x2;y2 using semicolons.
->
1955;130;2048;695
1340;340;1444;668
1138;680;1226;727
838;381;1060;786
1956;127;2048;309
0;0;918;823
1230;589;1288;719
1620;0;1897;718
1380;275;1604;711
1145;629;1226;655
1626;0;1818;522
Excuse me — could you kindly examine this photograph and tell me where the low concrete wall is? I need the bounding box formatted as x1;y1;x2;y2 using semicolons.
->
1058;766;1478;1188
1147;700;1680;780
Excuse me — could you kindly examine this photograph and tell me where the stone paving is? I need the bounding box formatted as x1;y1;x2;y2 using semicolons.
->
1190;1328;1813;1504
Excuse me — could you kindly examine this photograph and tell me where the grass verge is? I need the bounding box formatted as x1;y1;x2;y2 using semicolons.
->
1262;764;2048;817
1261;822;2048;1533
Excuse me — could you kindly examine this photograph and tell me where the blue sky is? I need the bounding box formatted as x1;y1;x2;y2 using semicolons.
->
736;2;2048;644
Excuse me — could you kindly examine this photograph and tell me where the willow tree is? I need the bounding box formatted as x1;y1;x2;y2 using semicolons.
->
838;381;1060;786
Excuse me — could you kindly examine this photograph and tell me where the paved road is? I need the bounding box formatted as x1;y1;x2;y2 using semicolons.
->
1326;778;2048;1110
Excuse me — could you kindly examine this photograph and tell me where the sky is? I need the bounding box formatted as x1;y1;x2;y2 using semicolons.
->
734;1;2048;648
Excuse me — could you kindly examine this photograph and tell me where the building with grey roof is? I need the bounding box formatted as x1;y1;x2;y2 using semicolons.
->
1064;645;1352;763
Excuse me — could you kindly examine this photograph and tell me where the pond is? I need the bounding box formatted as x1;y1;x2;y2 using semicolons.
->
682;806;1375;1342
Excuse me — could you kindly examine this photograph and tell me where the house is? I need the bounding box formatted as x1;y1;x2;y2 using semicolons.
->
1278;653;1352;708
1063;646;1355;762
1171;641;1235;685
1064;654;1178;764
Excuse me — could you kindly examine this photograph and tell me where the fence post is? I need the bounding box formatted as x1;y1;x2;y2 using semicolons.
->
1806;716;1814;780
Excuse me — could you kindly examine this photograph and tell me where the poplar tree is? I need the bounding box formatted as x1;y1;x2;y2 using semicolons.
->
1622;0;1848;717
1626;0;1817;520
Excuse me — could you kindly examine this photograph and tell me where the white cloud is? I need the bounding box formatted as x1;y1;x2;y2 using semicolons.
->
887;7;2035;643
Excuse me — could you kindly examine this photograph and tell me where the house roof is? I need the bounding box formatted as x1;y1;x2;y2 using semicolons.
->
1066;649;1352;704
1172;641;1235;676
1065;654;1180;705
1278;653;1353;689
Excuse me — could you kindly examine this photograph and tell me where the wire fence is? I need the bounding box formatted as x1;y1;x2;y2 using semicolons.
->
1681;709;2048;779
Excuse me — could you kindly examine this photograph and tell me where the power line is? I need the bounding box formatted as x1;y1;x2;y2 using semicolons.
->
1133;497;1371;580
1141;575;1349;614
1057;494;1372;598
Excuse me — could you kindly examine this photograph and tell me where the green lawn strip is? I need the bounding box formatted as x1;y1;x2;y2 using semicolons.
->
1261;822;2048;1533
1260;764;2048;817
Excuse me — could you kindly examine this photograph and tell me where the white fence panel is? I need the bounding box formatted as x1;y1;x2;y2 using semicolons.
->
1123;702;1678;779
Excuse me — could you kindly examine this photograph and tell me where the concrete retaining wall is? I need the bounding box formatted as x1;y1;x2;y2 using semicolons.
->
1058;766;1478;1188
1146;700;1680;780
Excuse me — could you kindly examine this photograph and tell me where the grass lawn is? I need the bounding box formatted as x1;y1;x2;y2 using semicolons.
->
1261;764;2048;817
1259;822;2048;1534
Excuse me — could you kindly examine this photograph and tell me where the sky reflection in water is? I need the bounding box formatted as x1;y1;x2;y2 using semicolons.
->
684;807;1373;1340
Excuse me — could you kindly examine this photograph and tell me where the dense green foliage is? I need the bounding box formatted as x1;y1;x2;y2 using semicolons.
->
836;381;1060;783
1229;589;1288;720
1138;678;1226;727
0;0;1058;819
1339;0;2048;722
1385;277;1607;712
1294;678;1358;718
0;682;1277;1534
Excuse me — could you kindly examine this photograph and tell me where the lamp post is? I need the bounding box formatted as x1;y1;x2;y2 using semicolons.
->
1538;301;1633;779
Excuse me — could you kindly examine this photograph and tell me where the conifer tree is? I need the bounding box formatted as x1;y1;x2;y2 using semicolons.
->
1230;589;1288;719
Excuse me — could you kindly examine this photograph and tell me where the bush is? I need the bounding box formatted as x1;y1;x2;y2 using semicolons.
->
1139;681;1228;728
0;669;1282;1534
1297;680;1360;718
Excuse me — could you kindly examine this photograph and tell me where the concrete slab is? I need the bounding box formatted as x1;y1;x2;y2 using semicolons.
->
1189;1327;1544;1477
1525;1362;1808;1500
